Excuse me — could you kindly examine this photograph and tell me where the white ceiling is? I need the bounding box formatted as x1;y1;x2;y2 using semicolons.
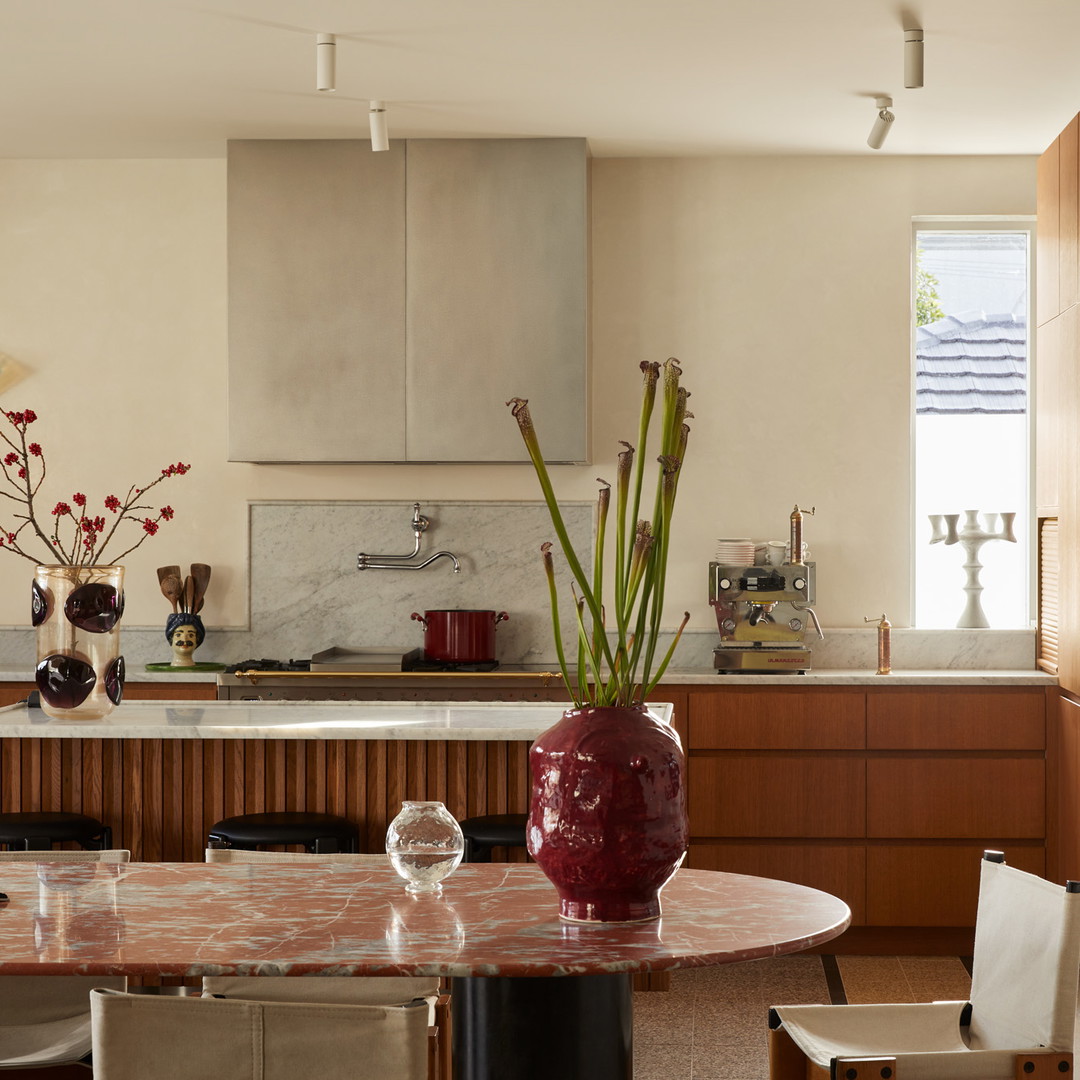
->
3;0;1080;159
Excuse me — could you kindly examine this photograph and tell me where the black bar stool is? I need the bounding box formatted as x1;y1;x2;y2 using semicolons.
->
0;812;113;851
206;812;358;853
458;813;528;863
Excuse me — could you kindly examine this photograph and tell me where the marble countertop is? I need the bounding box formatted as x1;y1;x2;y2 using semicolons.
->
0;699;672;741
0;862;851;978
658;668;1055;685
0;666;1054;690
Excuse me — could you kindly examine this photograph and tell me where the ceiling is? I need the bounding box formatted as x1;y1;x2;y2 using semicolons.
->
3;0;1080;159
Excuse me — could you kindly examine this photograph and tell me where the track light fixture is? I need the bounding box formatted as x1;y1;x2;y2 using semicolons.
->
867;96;894;150
904;28;924;89
316;33;336;92
369;100;389;151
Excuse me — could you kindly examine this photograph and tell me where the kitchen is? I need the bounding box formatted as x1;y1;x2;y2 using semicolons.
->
0;3;1075;1075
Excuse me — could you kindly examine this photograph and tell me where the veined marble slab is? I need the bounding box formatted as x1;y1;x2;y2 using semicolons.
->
0;862;850;978
0;699;671;741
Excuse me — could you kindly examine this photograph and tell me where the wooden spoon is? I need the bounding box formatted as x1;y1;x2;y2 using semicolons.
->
160;574;183;613
157;565;181;599
189;563;211;614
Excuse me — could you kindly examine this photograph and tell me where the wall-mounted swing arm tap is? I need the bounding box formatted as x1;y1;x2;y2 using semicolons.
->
356;502;461;572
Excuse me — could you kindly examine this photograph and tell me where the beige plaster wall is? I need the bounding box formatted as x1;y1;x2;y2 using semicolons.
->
0;154;1035;633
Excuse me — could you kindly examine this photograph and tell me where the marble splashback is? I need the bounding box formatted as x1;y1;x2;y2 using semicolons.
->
247;500;593;664
0;498;1039;674
668;625;1036;671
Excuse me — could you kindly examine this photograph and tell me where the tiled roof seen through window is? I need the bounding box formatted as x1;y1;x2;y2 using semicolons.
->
915;311;1027;414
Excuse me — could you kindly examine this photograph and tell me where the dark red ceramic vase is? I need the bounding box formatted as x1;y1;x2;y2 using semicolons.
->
527;703;689;923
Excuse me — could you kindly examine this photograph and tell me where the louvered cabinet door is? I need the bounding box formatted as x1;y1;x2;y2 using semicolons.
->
1040;518;1060;674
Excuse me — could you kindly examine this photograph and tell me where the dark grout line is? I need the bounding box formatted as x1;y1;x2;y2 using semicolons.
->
820;955;847;1004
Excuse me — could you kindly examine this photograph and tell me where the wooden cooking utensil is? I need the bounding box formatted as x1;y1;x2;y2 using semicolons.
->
160;574;183;613
189;563;211;614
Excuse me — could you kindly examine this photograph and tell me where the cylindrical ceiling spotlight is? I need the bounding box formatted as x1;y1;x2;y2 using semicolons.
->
867;96;894;150
904;28;924;89
316;33;336;92
369;100;389;151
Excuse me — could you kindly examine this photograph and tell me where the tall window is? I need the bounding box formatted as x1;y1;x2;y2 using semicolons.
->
913;223;1033;629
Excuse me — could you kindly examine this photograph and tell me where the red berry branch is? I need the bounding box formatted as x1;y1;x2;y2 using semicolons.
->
0;409;190;566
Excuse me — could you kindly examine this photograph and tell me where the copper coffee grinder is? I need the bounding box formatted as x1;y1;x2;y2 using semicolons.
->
710;505;824;673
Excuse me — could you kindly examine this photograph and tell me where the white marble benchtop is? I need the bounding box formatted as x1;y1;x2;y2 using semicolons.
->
658;668;1056;685
0;699;673;741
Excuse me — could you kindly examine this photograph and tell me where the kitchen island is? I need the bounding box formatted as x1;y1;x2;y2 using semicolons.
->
0;699;590;868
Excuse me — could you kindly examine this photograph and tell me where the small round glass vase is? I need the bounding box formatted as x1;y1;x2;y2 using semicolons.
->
385;801;464;896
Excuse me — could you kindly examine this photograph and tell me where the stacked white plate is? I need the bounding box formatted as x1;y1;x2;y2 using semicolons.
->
715;538;755;566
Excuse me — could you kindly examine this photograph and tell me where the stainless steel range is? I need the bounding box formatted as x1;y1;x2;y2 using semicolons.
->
216;649;565;702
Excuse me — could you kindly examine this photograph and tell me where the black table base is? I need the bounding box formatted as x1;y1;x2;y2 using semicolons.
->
451;973;633;1080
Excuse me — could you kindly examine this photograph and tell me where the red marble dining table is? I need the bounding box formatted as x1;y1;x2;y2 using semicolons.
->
0;860;851;1079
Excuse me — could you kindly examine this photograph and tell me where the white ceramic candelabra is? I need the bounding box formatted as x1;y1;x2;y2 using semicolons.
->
928;510;1016;628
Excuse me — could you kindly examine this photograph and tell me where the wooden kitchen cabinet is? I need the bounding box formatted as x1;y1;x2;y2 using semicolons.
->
866;844;1045;926
0;681;215;707
866;758;1044;838
227;138;588;464
1037;114;1080;688
685;684;1048;949
866;687;1044;749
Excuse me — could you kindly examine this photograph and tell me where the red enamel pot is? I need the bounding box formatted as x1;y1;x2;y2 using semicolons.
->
409;609;509;663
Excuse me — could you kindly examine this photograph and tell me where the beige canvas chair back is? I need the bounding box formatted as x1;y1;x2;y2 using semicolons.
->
0;849;130;863
968;855;1080;1051
0;848;128;1066
90;987;429;1080
206;848;389;867
202;847;439;1004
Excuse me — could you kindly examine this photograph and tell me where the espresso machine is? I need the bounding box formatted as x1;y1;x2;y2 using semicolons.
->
710;505;824;673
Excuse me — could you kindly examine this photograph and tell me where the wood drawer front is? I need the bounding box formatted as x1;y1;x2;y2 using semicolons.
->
688;842;866;925
866;844;1046;926
867;689;1045;750
689;690;865;750
866;758;1045;838
689;756;865;837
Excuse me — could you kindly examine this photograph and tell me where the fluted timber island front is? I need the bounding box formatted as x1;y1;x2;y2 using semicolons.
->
0;700;633;862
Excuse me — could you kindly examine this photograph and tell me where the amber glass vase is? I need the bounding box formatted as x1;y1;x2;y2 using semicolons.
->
33;564;125;720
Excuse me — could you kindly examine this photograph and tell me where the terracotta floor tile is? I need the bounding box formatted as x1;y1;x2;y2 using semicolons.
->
634;1038;694;1080
634;953;974;1078
834;955;914;1004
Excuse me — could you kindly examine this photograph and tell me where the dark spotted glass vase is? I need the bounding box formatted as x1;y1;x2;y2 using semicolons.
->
33;565;125;720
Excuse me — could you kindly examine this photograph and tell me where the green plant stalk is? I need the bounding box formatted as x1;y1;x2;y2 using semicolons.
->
642;457;681;687
508;359;690;708
571;590;605;702
623;364;658;628
593;481;610;663
612;442;633;641
643;611;691;698
541;543;578;705
507;399;615;677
